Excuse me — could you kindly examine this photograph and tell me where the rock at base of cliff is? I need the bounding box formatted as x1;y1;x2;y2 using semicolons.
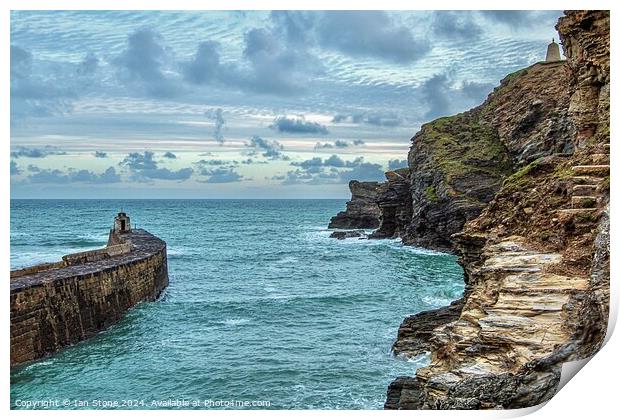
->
392;299;464;359
328;181;381;229
329;230;367;240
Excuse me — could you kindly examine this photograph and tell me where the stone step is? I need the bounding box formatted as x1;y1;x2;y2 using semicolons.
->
588;154;610;165
557;208;599;217
571;175;605;185
571;165;610;176
572;184;601;196
572;195;600;209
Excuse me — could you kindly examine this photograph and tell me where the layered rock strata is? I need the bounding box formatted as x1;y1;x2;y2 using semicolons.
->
385;10;609;409
328;180;381;229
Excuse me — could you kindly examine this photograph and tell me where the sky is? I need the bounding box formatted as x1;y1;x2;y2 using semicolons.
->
10;10;563;199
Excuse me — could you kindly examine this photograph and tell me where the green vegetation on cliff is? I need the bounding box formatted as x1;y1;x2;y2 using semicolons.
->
416;112;513;185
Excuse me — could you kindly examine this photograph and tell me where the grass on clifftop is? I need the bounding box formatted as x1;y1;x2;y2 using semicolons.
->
417;113;513;183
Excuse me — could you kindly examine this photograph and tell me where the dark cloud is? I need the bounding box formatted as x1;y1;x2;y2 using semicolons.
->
205;108;225;144
480;10;562;28
388;159;408;170
419;74;497;120
316;11;429;63
332;111;402;127
420;73;452;119
199;167;246;183
94;151;108;158
10;45;75;120
270;116;328;135
282;155;385;184
114;28;179;98
270;11;317;46
314;139;365;150
120;151;193;181
432;11;483;41
340;162;385;182
240;28;323;95
11;146;66;159
461;80;495;103
10;161;21;176
162;151;177;159
182;41;221;84
195;159;235;166
247;136;289;160
26;166;121;184
183;26;322;96
77;53;99;76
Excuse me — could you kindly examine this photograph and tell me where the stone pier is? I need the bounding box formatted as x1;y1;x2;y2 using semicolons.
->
10;213;169;366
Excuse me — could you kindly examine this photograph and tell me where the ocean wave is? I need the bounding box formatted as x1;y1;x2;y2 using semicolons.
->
220;318;251;326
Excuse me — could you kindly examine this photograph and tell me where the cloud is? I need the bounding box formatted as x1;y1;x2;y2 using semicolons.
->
480;10;562;29
316;11;429;63
182;41;221;85
419;73;497;120
313;139;365;149
420;74;453;119
120;151;193;181
240;27;323;95
199;167;246;183
461;80;495;103
205;108;225;144
270;116;328;134
332;111;402;127
247;135;289;160
26;166;121;184
340;162;385;182
94;151;108;158
162;151;177;159
77;53;99;76
11;146;66;159
10;45;75;120
114;28;179;98
282;154;385;184
10;161;21;176
388;159;408;170
432;11;483;41
182;26;322;96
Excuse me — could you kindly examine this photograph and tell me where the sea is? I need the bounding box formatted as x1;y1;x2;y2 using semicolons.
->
10;199;464;410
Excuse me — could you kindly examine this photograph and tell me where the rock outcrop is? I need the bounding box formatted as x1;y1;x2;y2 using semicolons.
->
369;168;412;239
385;10;610;410
328;180;381;229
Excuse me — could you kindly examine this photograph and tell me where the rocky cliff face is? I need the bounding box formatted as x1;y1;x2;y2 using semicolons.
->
385;10;610;410
328;180;381;229
369;168;412;239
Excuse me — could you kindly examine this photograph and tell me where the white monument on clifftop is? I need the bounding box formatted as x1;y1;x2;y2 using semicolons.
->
545;38;561;62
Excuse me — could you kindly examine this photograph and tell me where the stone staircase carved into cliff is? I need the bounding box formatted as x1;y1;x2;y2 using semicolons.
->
558;143;609;218
416;237;589;396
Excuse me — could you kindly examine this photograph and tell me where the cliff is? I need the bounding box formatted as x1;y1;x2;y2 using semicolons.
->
328;180;381;229
331;58;574;251
385;10;610;409
10;216;169;366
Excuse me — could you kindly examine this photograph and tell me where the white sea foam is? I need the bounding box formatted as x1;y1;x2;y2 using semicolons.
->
221;318;250;326
422;295;453;307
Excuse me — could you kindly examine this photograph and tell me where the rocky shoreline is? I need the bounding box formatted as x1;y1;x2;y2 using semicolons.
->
328;10;609;410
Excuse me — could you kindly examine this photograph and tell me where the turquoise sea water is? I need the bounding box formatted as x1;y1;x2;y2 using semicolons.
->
10;199;464;410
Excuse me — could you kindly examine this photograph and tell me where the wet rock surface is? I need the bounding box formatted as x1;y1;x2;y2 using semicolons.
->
329;230;367;240
328;180;381;229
